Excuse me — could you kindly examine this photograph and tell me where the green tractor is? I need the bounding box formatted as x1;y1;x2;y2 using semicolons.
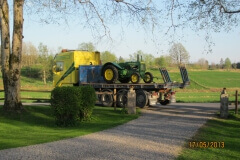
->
101;55;153;84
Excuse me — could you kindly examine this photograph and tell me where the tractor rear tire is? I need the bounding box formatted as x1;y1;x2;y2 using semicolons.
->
143;72;153;83
131;72;140;84
103;65;118;84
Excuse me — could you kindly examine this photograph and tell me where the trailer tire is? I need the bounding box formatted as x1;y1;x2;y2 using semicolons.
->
101;89;113;107
136;89;148;108
117;89;128;108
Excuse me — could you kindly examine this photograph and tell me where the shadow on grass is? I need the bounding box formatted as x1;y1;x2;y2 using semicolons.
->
0;105;139;129
0;105;55;127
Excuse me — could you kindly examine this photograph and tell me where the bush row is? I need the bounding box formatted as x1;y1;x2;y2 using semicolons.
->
51;86;96;126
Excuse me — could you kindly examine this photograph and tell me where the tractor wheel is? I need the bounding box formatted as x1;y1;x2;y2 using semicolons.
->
117;89;128;108
101;89;113;107
143;72;153;83
136;89;148;108
102;65;118;84
160;100;170;105
119;78;130;83
130;72;140;84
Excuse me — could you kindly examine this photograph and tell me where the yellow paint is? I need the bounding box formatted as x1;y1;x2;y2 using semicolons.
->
131;74;138;83
53;50;101;87
104;69;114;81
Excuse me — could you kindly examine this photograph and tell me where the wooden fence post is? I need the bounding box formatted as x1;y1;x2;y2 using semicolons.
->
235;90;238;114
114;88;116;111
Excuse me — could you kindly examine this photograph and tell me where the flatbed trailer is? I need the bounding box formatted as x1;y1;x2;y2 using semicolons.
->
79;67;190;108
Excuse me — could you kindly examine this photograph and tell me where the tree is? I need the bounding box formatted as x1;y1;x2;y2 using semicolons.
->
209;62;217;70
118;56;125;63
169;43;190;65
129;50;155;69
0;0;24;112
166;1;240;33
22;42;38;67
232;63;237;69
37;43;54;84
237;62;240;69
220;58;224;69
101;51;117;64
224;58;232;70
197;58;209;69
129;50;144;61
144;54;155;69
155;56;169;68
78;42;96;52
0;0;156;112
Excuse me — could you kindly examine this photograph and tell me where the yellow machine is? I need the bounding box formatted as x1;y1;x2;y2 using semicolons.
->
53;49;101;87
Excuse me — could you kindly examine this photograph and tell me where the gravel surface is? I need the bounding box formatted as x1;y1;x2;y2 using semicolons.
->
0;103;226;160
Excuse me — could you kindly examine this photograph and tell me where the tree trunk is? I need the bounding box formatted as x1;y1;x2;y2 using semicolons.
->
0;0;24;112
43;70;46;85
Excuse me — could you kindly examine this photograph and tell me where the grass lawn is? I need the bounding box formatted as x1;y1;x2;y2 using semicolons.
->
175;91;237;103
177;110;240;160
0;105;139;150
149;69;240;89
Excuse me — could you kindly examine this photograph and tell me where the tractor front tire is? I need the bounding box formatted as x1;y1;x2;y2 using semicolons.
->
131;72;140;84
103;65;118;84
143;72;153;83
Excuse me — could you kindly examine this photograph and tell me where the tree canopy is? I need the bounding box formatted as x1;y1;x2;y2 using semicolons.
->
169;43;190;65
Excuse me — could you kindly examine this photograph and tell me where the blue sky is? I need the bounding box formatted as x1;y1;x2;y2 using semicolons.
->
21;2;240;64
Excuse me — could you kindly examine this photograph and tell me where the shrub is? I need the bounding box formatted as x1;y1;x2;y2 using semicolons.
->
51;86;96;126
21;66;41;79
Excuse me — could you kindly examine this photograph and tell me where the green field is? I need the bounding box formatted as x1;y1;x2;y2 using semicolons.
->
150;69;240;89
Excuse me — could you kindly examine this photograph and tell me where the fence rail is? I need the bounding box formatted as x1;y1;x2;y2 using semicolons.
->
0;89;51;101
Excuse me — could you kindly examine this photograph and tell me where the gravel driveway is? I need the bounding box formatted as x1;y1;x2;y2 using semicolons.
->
0;103;225;160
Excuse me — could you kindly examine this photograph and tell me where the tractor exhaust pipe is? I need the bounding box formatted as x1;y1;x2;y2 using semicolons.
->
137;54;139;62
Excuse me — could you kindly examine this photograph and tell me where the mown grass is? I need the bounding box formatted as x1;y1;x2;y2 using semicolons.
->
189;70;240;89
0;105;140;150
177;110;240;160
0;74;53;90
149;69;240;90
175;91;237;103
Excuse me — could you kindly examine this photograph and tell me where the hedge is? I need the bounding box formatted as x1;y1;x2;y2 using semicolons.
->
51;86;96;126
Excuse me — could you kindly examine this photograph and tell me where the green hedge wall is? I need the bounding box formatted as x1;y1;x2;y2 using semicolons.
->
51;86;96;126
